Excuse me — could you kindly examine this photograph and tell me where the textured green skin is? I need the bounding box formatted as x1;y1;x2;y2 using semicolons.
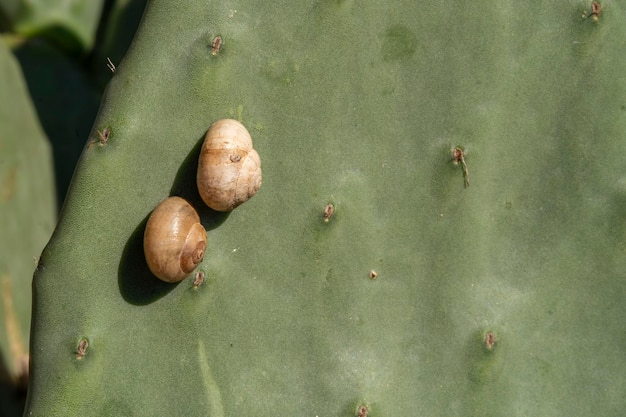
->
0;40;55;415
27;0;626;416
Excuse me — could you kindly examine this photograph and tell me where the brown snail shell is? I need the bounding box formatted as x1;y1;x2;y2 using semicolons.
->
197;119;262;211
143;196;207;283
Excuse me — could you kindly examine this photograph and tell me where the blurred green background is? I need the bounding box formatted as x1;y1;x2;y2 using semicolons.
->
0;1;146;415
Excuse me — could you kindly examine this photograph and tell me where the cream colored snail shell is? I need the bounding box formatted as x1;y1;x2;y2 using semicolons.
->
143;196;207;283
197;119;262;211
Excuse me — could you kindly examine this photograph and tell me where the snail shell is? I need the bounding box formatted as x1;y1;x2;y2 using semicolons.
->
143;196;207;283
197;119;262;211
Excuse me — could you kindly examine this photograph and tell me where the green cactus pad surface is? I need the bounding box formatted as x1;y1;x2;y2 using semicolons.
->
26;1;626;416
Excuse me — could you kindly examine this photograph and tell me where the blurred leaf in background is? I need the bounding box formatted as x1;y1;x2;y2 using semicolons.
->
0;38;55;417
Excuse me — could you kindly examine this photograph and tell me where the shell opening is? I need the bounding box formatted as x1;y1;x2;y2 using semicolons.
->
180;223;207;273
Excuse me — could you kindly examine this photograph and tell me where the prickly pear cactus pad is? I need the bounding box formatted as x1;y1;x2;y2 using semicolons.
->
26;1;626;416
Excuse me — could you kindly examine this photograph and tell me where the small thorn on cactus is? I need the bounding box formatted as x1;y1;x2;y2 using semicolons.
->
323;203;335;222
106;57;116;73
369;270;378;279
98;128;110;145
211;35;223;56
357;405;369;417
583;1;602;22
193;271;205;288
76;338;89;360
88;127;110;148
452;146;470;188
484;331;496;350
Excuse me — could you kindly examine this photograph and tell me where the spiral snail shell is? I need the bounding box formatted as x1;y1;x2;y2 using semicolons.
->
143;196;207;283
197;119;262;211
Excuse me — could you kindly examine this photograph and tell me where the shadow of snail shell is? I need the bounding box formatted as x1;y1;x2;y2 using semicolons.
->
143;196;207;283
197;119;262;211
